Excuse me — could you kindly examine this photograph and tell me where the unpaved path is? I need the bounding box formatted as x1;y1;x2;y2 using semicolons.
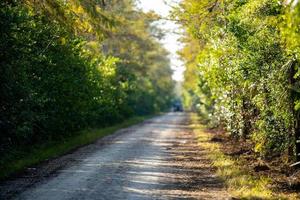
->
0;113;228;199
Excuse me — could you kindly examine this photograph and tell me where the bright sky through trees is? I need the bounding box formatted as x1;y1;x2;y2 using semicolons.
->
137;0;184;81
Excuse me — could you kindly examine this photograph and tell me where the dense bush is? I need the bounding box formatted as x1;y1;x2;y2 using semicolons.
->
174;0;300;161
0;1;174;155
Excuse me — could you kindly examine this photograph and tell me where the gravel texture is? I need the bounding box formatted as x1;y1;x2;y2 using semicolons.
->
0;113;229;200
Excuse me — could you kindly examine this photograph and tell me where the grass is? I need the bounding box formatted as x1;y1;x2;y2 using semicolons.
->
190;113;297;200
0;115;153;180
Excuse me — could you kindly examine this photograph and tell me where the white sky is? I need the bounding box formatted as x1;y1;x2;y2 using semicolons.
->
137;0;184;81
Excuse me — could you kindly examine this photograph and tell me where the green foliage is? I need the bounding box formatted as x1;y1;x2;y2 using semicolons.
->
175;0;300;160
0;0;174;158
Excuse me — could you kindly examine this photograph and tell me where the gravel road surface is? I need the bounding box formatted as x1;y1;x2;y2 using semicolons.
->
0;113;228;200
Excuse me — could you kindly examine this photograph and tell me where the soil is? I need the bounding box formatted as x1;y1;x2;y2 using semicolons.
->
207;128;300;198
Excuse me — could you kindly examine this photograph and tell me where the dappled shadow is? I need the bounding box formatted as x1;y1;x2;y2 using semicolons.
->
112;114;228;199
1;113;228;200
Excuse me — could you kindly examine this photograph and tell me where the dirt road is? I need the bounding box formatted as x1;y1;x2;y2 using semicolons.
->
0;113;228;199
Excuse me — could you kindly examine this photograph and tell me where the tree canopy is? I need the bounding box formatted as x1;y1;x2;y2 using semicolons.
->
0;0;174;156
174;0;300;161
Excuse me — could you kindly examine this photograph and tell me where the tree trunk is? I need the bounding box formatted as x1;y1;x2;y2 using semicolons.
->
289;60;300;162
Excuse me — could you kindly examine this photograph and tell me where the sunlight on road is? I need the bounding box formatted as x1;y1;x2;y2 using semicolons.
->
5;113;228;200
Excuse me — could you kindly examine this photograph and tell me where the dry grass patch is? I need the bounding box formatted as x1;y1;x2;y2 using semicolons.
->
190;114;298;200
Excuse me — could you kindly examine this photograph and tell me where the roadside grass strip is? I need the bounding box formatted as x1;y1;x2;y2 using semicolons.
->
0;115;152;180
190;114;296;200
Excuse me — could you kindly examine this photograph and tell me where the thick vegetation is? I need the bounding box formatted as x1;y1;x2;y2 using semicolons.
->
0;0;174;163
174;0;300;161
